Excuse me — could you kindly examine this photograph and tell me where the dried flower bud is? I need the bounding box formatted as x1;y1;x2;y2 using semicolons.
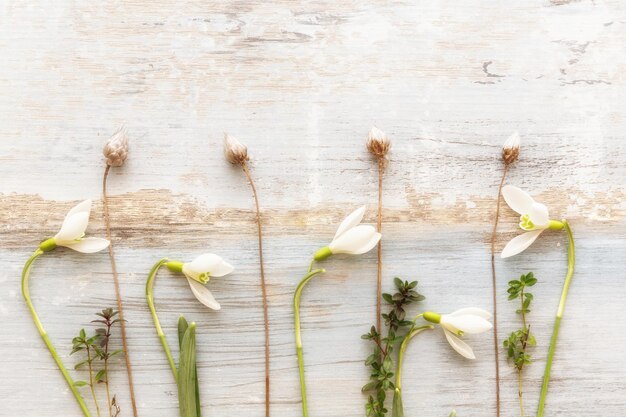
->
366;126;391;159
223;133;249;165
502;131;520;165
103;127;129;167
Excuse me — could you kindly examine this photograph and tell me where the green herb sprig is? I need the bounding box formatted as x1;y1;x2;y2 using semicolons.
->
362;278;425;417
71;308;123;417
504;272;538;417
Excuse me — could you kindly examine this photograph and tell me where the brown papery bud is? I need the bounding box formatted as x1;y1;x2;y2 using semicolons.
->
502;131;520;165
223;133;249;165
103;127;129;167
366;126;391;159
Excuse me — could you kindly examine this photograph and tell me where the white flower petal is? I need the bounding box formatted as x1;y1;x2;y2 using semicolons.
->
187;253;224;274
210;260;234;277
334;206;366;240
442;315;492;334
329;225;380;255
529;202;550;228
448;308;492;320
501;229;544;258
55;212;90;243
443;329;475;359
502;185;534;215
62;237;110;253
66;199;92;218
187;278;221;310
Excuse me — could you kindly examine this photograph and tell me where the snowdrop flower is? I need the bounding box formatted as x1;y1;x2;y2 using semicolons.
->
166;254;234;310
424;308;493;359
39;199;110;253
500;185;564;258
313;206;381;260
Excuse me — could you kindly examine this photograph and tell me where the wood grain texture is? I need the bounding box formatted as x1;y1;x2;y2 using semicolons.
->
1;1;625;416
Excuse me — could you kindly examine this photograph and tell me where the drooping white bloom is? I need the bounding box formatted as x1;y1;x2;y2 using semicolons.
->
425;308;492;359
500;185;563;258
51;200;110;253
315;206;381;259
180;253;234;310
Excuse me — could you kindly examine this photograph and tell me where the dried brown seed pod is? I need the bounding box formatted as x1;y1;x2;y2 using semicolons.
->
502;132;520;165
223;133;249;165
103;127;129;167
366;126;391;159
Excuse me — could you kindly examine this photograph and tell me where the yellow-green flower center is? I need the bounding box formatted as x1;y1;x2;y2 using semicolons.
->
520;214;535;230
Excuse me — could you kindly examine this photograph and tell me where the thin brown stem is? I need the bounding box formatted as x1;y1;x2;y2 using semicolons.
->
376;157;384;334
490;163;509;417
102;165;138;417
242;163;270;417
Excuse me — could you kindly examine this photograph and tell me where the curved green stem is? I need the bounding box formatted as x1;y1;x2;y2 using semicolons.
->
537;221;575;417
393;323;434;417
146;258;179;381
293;263;326;417
395;324;433;391
21;249;93;417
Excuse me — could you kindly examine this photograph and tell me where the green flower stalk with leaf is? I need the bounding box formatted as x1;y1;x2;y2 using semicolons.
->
145;253;234;417
294;206;381;417
504;272;538;417
500;185;575;416
392;308;492;417
21;200;110;417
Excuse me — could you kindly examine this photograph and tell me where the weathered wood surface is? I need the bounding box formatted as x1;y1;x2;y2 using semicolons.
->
1;1;625;416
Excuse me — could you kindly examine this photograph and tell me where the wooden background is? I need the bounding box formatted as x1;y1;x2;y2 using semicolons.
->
1;1;625;416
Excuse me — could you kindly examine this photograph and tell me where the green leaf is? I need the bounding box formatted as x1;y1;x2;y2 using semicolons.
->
393;277;403;289
362;380;378;392
73;380;88;387
178;323;198;417
178;316;189;350
95;369;106;383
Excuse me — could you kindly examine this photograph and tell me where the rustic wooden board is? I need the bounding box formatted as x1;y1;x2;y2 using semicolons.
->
1;1;625;416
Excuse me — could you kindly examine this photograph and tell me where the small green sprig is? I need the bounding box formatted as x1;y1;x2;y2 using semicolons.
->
362;278;425;417
504;272;537;417
71;309;123;417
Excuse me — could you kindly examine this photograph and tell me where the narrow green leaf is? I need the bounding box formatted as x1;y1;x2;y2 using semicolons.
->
73;380;88;387
178;323;198;417
95;369;106;383
178;316;189;350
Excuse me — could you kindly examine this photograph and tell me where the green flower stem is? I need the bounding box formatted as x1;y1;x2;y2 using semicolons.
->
146;258;179;381
21;249;93;417
393;323;434;417
537;220;575;417
293;264;326;417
